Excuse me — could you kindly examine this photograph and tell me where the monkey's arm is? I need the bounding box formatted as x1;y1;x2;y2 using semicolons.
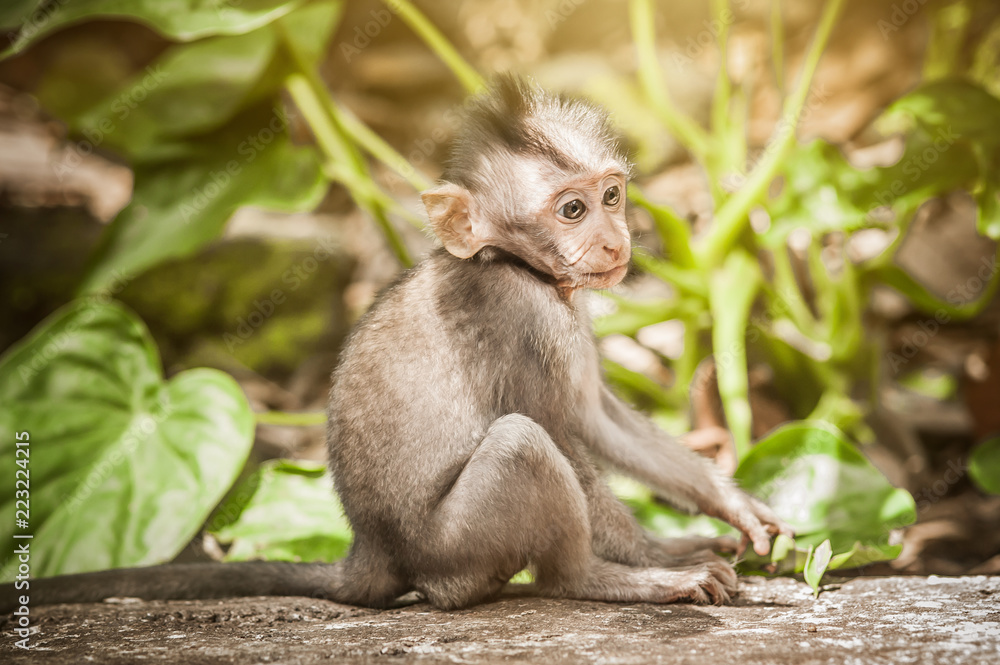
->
588;386;793;556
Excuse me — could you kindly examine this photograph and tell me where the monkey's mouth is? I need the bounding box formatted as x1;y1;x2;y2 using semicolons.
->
584;264;629;285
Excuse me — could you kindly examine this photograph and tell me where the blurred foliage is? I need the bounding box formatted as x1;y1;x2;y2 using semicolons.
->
970;437;1000;495
2;0;999;590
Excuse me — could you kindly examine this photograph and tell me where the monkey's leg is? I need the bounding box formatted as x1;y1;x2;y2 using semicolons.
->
414;414;594;610
415;414;735;608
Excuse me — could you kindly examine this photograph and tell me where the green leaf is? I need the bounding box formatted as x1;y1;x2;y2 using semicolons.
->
79;103;326;294
0;300;254;579
709;250;760;459
210;459;353;562
593;295;700;338
803;539;832;597
735;420;916;569
73;29;279;162
881;79;1000;147
0;1;46;28
602;360;676;412
874;247;1000;322
66;1;343;163
969;436;1000;495
3;0;308;58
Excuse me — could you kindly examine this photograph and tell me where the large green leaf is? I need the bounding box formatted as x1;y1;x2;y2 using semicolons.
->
62;1;343;163
79;103;326;294
2;0;306;58
736;420;916;569
210;459;353;562
0;300;254;579
969;436;1000;495
73;29;279;162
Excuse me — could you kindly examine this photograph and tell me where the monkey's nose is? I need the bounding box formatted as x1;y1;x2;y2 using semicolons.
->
604;245;622;262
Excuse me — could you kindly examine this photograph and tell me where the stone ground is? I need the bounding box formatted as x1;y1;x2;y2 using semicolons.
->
2;576;998;664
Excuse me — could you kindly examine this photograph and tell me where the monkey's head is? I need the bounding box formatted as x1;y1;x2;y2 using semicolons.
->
422;75;633;294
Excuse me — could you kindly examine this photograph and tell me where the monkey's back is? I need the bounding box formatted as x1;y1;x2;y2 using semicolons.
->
328;249;593;544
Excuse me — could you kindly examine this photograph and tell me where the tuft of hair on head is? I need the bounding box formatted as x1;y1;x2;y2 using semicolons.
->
442;74;633;193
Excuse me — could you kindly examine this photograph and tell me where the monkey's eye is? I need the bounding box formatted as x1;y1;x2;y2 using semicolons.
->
603;185;621;207
559;199;587;220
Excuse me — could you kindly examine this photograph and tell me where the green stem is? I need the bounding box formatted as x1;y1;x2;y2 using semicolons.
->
335;105;433;192
634;252;708;298
285;73;413;266
255;410;327;427
387;0;484;94
696;0;844;267
629;0;711;161
709;0;732;143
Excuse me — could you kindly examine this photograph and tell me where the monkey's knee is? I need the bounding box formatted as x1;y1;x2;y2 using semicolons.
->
418;415;592;607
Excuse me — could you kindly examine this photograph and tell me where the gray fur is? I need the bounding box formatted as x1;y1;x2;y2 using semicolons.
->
0;77;790;614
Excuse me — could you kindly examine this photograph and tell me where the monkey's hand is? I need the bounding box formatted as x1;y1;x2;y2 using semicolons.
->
716;493;795;557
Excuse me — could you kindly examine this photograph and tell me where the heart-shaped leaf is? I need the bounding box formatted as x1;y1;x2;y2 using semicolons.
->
0;300;254;579
736;420;916;567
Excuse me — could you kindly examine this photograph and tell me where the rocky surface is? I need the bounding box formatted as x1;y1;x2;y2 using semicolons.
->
3;576;999;664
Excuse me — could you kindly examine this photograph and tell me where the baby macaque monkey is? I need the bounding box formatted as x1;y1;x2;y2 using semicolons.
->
1;76;790;613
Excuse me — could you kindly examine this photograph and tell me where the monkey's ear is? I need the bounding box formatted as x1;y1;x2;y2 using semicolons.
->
422;184;490;259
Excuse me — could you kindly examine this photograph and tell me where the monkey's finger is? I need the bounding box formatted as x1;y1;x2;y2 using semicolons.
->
743;524;773;556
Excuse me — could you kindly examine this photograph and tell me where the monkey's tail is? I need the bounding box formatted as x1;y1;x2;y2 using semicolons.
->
0;560;372;614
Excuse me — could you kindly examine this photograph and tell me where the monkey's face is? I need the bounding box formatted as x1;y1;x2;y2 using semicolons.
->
422;161;631;293
541;170;631;291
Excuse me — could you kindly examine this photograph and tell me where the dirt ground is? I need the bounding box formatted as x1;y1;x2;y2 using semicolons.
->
3;576;998;664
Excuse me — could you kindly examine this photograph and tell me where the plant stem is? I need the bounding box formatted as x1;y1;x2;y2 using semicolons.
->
709;0;732;144
697;0;845;267
255;410;327;427
335;105;433;192
285;73;413;266
629;0;711;161
387;0;484;94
